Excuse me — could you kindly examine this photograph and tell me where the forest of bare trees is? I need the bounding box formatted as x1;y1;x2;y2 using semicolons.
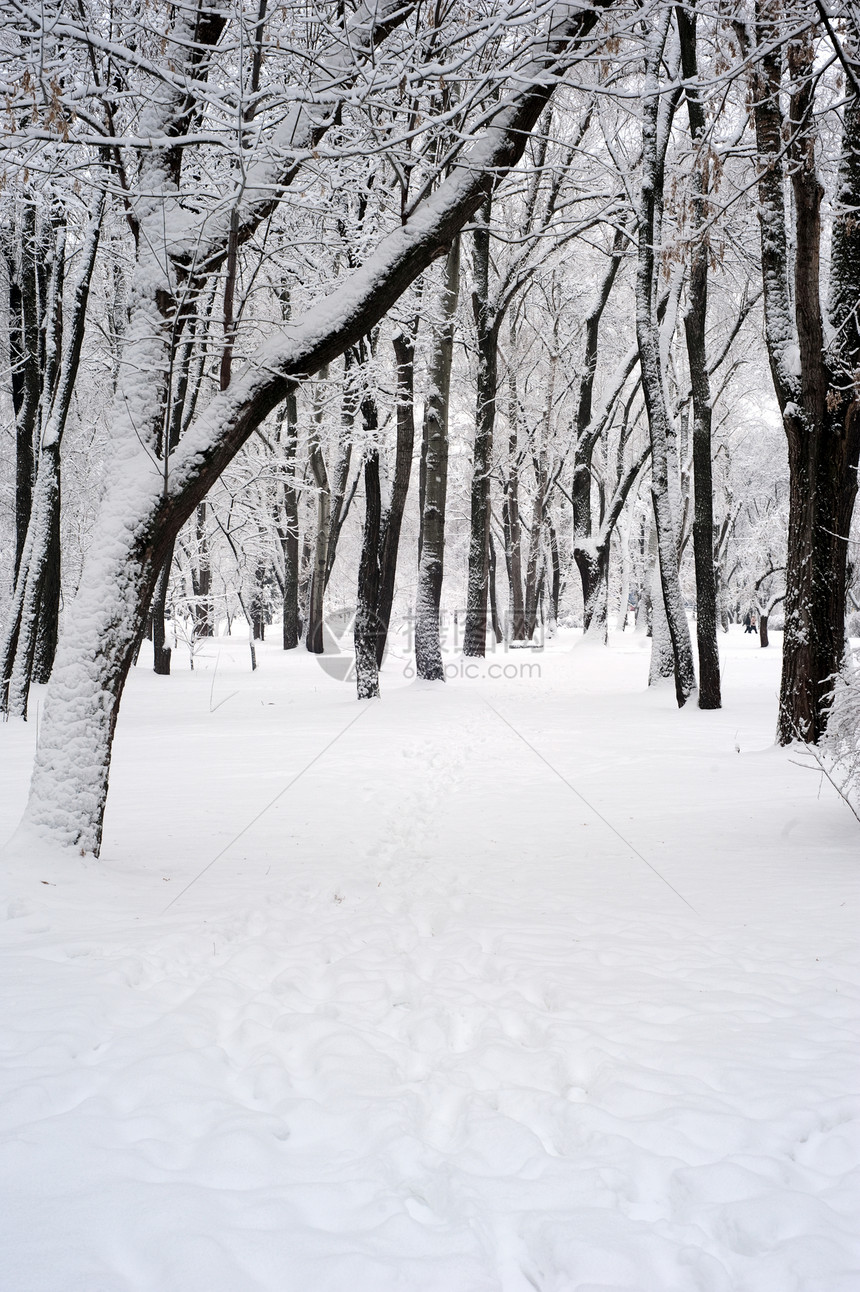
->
2;0;860;851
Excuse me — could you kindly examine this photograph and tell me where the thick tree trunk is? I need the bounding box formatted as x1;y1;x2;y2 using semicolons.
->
636;20;696;705
355;441;383;699
571;228;626;631
678;0;721;710
279;386;301;649
464;194;497;658
750;13;860;742
306;369;331;654
152;541;175;675
375;329;418;666
503;346;527;641
31;470;61;686
548;520;561;634
577;544;609;639
18;1;611;855
488;531;503;644
192;502;213;637
24;524;163;854
416;239;460;681
14;200;39;582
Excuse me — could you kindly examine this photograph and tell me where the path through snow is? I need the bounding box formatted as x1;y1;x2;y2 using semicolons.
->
1;629;858;1291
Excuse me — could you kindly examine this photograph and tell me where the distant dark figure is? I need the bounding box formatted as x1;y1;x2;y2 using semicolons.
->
743;610;756;634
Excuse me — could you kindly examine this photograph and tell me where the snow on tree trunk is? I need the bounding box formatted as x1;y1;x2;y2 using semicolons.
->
416;240;460;681
635;17;696;706
306;370;331;654
17;2;612;854
678;0;721;710
278;386;301;651
374;329;418;668
355;441;383;700
648;525;674;684
151;542;175;676
749;13;860;742
464;194;497;659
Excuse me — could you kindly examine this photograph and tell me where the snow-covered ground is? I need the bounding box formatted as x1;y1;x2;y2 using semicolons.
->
1;627;858;1292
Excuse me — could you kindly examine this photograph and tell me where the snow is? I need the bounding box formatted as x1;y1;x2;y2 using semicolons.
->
2;627;859;1291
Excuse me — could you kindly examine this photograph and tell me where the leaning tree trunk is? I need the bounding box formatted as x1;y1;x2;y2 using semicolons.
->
416;239;460;681
464;193;498;658
636;18;696;706
678;0;721;710
18;1;612;856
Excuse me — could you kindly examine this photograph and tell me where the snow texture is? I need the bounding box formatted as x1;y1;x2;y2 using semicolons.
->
1;628;859;1291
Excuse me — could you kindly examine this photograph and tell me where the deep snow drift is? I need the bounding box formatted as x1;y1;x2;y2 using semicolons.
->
1;627;858;1291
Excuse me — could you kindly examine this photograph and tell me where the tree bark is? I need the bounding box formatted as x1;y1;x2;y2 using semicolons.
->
305;368;331;654
416;239;460;680
503;344;527;640
152;541;175;675
750;7;860;742
192;502;213;637
355;435;383;699
279;386;301;650
464;193;498;658
19;2;611;854
678;0;721;709
636;18;696;705
375;327;418;666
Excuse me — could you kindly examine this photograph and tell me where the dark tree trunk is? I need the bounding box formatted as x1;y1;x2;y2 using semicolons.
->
760;614;769;649
488;531;503;644
636;19;696;705
678;0;721;710
355;440;383;699
375;328;418;666
1;198;103;714
14;201;39;582
416;239;460;681
152;541;175;675
192;501;213;637
749;11;860;742
30;458;61;685
548;519;561;630
503;355;526;640
575;544;610;636
306;368;330;654
279;386;301;649
571;229;625;630
464;194;498;658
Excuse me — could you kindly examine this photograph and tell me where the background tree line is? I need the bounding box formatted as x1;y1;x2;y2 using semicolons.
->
1;0;859;851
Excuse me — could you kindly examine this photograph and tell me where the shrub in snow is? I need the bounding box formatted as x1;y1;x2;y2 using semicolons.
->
814;655;860;823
